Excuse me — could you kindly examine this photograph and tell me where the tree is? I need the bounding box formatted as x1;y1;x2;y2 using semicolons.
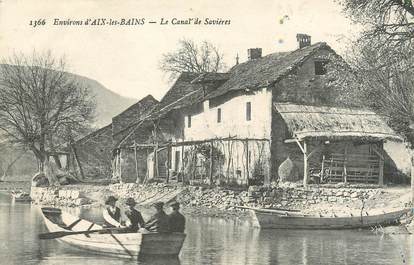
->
160;39;226;80
0;51;95;183
338;0;414;201
340;0;414;51
0;142;27;181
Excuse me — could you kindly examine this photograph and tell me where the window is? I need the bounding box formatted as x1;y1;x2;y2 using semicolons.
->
246;102;251;121
187;115;192;128
217;108;222;123
314;60;327;75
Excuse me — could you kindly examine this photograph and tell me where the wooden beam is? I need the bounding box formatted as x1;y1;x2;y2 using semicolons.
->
209;141;213;184
166;144;170;183
307;146;322;160
295;138;306;154
246;140;250;186
379;156;384;186
134;141;140;184
371;144;384;160
70;144;84;180
119;149;123;184
284;138;298;144
181;145;185;183
343;145;348;184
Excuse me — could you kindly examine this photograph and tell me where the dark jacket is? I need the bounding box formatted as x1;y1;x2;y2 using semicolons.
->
145;210;169;232
168;211;185;233
125;208;145;232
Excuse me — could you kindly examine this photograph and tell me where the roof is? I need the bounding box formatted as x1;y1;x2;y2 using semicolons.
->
112;94;158;121
206;42;331;99
274;103;402;142
191;72;230;83
75;123;112;145
147;72;208;119
115;73;207;147
112;95;159;137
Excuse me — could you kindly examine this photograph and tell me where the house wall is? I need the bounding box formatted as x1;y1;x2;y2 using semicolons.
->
168;88;272;184
270;48;336;181
73;125;113;178
273;48;334;105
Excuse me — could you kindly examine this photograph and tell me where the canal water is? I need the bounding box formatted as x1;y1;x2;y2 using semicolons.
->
0;192;412;265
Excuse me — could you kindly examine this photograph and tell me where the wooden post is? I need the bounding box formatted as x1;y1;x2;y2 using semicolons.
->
119;149;123;184
343;145;348;184
134;141;140;184
379;156;384;186
303;141;308;187
411;152;414;203
70;144;84;180
154;146;158;179
246;140;250;186
209;141;214;184
181;145;185;183
166;144;170;183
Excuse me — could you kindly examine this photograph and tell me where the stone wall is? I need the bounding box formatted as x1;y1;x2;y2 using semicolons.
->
31;186;91;207
30;182;397;218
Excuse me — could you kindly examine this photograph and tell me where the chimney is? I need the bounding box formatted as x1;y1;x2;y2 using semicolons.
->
296;33;311;49
247;48;262;60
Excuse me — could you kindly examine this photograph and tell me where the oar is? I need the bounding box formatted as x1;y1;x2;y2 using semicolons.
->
39;227;124;240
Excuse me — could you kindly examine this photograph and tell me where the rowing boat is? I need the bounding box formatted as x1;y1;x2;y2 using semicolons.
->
40;207;186;258
250;207;411;229
11;191;31;202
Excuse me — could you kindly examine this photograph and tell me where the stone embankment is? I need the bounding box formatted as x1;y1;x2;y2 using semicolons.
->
29;182;411;218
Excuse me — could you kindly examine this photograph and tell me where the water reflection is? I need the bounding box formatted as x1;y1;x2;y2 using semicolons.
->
0;192;412;265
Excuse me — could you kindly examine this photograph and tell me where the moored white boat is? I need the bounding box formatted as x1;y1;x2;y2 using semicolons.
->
250;207;411;229
40;207;186;258
11;191;31;202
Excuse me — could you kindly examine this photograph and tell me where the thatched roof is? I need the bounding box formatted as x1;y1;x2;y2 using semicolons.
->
274;103;402;142
206;42;331;99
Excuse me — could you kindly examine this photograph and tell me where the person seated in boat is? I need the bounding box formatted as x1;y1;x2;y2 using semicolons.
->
124;197;145;232
145;201;169;232
102;195;122;228
167;201;185;233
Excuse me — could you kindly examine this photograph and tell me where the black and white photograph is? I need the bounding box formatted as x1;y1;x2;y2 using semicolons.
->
0;0;413;264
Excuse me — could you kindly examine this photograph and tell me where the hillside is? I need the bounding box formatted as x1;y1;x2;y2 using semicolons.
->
68;73;137;128
0;66;137;178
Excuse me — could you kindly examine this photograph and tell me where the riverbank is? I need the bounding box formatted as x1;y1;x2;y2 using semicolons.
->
28;181;412;220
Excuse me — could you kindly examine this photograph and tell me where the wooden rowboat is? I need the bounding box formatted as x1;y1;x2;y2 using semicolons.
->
40;207;186;258
250;207;411;229
11;191;31;202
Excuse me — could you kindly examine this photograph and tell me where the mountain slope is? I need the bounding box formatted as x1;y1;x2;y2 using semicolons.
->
0;65;137;128
73;75;137;127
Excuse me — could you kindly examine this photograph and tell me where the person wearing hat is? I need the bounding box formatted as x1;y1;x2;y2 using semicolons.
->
167;201;185;233
102;195;122;228
124;197;145;232
144;201;169;232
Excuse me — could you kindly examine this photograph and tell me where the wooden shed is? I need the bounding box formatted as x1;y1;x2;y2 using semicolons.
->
272;103;402;186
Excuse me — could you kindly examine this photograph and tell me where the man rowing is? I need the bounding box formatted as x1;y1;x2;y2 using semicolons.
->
167;201;185;233
145;201;169;232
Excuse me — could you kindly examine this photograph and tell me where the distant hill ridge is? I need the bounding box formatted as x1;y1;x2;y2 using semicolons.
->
69;73;137;127
0;65;137;128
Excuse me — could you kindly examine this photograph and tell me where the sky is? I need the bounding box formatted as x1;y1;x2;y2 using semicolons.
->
0;0;357;101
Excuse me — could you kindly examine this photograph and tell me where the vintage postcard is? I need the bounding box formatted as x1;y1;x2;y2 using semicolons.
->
0;0;413;264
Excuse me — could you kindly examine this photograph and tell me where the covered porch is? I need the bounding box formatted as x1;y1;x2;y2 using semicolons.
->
274;103;403;187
